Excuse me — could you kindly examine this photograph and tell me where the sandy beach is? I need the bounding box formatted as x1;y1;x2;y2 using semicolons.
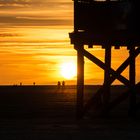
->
0;85;140;140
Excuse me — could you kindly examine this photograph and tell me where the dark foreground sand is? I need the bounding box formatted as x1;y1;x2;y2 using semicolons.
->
0;85;140;140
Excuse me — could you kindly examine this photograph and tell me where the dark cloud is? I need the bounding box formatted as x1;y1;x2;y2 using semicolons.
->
0;0;30;8
0;33;20;37
0;16;72;26
0;0;30;4
0;0;72;8
0;0;73;26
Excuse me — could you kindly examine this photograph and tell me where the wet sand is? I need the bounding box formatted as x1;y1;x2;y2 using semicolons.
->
0;85;140;140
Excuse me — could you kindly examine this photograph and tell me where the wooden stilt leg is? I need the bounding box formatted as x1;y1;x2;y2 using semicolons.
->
102;46;111;115
129;47;136;117
76;45;84;119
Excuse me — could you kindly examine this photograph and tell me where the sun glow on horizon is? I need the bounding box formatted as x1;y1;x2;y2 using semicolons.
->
60;62;76;79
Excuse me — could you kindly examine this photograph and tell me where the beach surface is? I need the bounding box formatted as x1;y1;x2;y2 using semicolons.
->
0;85;140;140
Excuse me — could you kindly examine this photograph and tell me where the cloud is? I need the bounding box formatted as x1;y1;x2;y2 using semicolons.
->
0;0;31;4
0;0;73;26
0;0;31;8
0;16;72;26
0;0;72;8
0;33;20;37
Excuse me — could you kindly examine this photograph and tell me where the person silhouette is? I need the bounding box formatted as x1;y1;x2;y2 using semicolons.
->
62;81;65;89
33;82;35;86
57;81;61;89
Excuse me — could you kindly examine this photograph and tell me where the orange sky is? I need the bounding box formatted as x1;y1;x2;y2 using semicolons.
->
0;0;139;85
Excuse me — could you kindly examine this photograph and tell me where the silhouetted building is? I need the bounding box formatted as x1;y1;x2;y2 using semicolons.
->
72;0;140;41
69;0;140;119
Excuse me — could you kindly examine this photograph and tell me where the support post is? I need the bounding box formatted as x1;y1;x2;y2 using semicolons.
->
76;45;84;119
128;47;136;117
102;46;111;115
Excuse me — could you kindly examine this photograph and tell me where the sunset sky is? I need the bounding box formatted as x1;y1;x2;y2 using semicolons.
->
0;0;139;85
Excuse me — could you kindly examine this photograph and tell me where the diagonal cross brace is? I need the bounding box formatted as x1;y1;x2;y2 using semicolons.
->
82;48;139;86
104;82;140;112
83;47;140;115
110;47;140;84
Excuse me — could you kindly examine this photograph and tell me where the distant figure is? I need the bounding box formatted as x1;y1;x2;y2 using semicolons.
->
62;81;65;89
33;82;36;86
57;81;61;89
20;82;22;86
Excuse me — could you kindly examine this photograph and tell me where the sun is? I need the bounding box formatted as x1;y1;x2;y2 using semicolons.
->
60;62;76;79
